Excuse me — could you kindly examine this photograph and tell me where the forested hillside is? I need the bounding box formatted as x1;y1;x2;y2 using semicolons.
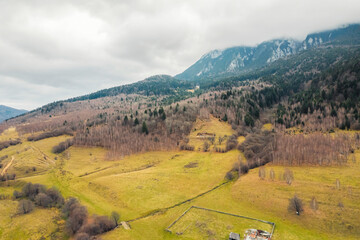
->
2;44;359;159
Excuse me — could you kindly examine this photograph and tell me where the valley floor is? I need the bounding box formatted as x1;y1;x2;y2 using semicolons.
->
0;120;359;239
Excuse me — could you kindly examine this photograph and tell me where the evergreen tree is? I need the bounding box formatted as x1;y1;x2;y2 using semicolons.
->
244;113;254;127
222;114;228;122
123;115;129;125
142;121;149;134
134;118;139;126
159;107;164;114
161;112;166;121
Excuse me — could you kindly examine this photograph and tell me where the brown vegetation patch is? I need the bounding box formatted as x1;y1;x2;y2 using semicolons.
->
184;162;198;168
273;132;360;166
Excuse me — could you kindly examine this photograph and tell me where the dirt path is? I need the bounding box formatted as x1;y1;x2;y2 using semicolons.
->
1;156;14;176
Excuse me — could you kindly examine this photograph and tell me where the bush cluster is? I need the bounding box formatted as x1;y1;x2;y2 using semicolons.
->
27;128;73;141
0;173;16;181
0;139;21;151
13;183;119;239
14;183;64;210
52;138;74;153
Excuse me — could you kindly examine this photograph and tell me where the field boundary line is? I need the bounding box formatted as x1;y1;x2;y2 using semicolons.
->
127;181;230;223
166;205;276;237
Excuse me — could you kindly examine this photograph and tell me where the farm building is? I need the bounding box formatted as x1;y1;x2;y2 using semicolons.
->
196;132;216;138
244;229;271;240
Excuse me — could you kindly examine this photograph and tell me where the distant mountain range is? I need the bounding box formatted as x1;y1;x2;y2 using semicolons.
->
175;24;360;81
14;23;360;116
0;105;27;122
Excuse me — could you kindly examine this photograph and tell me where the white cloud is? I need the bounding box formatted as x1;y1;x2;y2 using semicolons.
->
0;0;359;110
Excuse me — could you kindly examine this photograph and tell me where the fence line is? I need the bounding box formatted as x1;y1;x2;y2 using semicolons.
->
166;205;276;238
127;181;230;223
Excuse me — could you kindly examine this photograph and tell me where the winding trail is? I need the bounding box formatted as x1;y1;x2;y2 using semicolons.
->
1;156;14;176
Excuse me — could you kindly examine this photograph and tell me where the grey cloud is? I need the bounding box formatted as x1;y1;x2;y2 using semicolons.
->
0;0;360;110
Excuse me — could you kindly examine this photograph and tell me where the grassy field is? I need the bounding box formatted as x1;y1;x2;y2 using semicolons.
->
0;118;360;239
188;115;234;151
0;200;64;240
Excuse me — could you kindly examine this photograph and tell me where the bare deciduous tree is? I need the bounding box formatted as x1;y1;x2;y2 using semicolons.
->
270;168;275;181
310;196;318;211
18;199;34;214
288;195;304;215
111;211;120;226
336;178;341;190
258;166;266;180
203;141;210;152
284;168;294;185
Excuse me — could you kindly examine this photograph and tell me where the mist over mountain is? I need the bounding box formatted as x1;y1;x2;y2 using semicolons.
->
176;24;360;81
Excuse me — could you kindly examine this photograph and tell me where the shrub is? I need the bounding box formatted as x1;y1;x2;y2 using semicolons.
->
283;168;294;185
0;173;16;181
52;139;74;154
0;139;21;151
310;196;318;211
225;171;236;181
258;166;266;180
239;162;249;175
21;182;46;201
226;135;238;151
180;144;195;151
66;203;88;234
35;193;52;207
13;190;22;199
270;169;275;180
203;141;210;152
46;187;65;207
79;215;115;236
335;178;341;190
62;197;79;218
111;211;120;226
288;195;304;215
18;199;34;214
27;128;73;141
75;233;90;240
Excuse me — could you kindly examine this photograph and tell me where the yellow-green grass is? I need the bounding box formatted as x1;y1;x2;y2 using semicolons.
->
89;150;238;219
188;115;234;151
0;127;19;141
62;146;115;177
0;200;64;240
168;207;273;240
102;152;360;240
21;150;239;219
1;124;360;240
102;182;326;240
0;135;71;178
102;151;360;240
229;151;360;239
262;123;273;131
237;136;246;145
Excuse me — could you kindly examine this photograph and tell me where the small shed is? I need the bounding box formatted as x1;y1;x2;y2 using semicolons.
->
229;232;240;240
196;132;216;138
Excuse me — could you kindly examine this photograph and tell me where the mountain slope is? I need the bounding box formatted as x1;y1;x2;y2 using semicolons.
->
176;24;360;81
0;105;27;122
67;74;194;102
176;39;300;81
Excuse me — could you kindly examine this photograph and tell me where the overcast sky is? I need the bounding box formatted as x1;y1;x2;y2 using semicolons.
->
1;0;360;110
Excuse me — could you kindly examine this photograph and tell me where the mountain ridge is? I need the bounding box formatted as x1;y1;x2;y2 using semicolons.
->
175;23;360;81
0;105;27;122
